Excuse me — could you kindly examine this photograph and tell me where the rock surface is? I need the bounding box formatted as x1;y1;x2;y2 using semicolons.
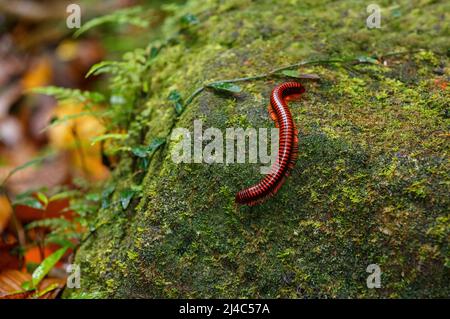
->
66;0;449;298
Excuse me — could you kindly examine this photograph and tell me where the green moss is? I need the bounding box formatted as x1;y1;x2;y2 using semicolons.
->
65;0;449;298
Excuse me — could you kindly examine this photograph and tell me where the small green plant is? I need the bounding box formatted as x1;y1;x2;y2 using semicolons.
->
74;6;150;38
85;47;154;128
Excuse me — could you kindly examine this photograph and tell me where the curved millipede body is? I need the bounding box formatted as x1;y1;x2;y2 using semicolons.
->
235;82;305;206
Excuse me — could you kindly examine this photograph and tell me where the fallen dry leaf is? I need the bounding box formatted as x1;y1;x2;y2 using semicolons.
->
0;269;30;294
0;195;13;233
21;56;53;90
0;241;20;272
24;246;57;267
28;95;57;143
0;151;70;196
0;83;23;118
48;101;105;149
0;269;65;299
0;1;68;21
15;197;72;223
36;277;66;299
0;51;26;88
48;101;109;180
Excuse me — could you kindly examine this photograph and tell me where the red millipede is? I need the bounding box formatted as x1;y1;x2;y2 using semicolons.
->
235;82;305;206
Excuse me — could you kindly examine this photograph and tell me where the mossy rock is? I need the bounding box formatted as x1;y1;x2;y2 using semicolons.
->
66;0;449;298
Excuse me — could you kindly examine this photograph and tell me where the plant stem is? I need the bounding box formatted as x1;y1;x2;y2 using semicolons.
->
183;50;429;108
184;58;350;107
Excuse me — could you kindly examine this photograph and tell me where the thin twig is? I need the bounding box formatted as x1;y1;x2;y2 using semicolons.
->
184;58;352;108
184;86;206;107
183;50;431;108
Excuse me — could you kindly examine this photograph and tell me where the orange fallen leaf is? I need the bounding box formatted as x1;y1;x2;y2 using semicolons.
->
24;246;56;266
48;101;109;181
0;195;13;233
56;40;79;62
48;101;105;149
21;56;53;90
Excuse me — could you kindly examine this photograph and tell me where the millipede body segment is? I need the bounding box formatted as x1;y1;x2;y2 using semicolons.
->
235;82;305;206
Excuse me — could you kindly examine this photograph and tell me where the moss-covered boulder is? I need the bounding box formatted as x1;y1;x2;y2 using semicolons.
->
67;0;449;298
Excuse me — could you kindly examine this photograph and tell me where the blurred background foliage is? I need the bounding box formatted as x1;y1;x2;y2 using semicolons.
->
0;0;183;298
